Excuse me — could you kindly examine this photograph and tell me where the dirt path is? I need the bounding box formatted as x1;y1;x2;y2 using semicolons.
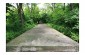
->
6;24;79;52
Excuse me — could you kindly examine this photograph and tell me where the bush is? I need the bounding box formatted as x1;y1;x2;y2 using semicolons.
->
6;23;35;43
71;32;79;42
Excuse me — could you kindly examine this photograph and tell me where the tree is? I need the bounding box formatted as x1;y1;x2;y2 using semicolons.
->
16;3;24;25
63;3;65;10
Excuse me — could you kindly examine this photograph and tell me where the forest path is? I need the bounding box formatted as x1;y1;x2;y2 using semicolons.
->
7;24;79;52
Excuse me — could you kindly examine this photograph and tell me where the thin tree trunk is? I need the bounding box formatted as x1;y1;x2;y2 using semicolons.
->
69;3;73;10
16;3;24;26
63;3;65;10
51;3;56;11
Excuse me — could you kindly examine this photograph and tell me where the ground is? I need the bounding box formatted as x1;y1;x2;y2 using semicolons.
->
6;24;79;52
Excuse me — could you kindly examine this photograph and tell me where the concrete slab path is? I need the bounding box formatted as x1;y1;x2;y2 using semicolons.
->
6;24;79;52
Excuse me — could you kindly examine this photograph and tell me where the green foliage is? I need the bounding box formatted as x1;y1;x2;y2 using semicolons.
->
47;3;79;42
6;3;79;43
6;24;35;43
71;32;79;42
24;6;30;21
6;3;36;43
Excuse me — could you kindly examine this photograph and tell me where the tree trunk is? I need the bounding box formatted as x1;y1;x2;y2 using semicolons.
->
51;3;56;11
16;3;24;26
69;3;73;10
63;3;65;10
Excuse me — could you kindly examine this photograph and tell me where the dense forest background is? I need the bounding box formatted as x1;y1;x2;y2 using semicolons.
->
6;3;79;43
